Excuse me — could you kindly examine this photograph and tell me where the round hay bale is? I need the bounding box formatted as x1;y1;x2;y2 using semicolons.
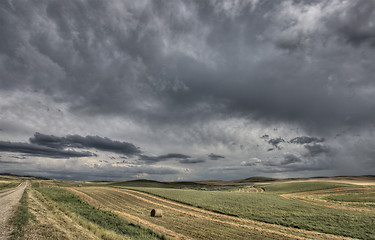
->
150;209;163;217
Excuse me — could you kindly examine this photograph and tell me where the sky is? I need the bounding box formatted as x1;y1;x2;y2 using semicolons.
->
1;0;375;181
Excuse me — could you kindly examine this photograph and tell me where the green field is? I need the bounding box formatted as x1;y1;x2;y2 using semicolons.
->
325;192;375;203
129;182;375;239
261;181;355;193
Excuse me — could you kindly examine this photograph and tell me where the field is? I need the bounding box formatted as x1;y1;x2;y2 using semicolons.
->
2;174;375;239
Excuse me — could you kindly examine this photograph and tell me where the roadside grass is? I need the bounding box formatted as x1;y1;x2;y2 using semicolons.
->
36;187;164;240
9;189;34;240
261;181;356;194
0;182;19;190
133;186;375;239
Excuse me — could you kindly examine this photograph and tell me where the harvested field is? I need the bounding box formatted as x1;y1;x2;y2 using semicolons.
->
69;186;356;240
24;188;101;240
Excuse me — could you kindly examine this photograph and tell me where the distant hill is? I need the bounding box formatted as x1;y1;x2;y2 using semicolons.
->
237;176;277;183
0;173;52;180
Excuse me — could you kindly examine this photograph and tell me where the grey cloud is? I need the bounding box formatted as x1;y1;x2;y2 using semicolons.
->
241;161;257;167
281;154;302;165
3;163;180;181
268;138;285;149
304;144;330;157
139;153;190;163
30;132;141;156
268;0;375;50
208;153;225;160
290;136;324;145
327;1;375;47
1;0;375;180
209;166;243;172
179;159;205;164
1;0;375;134
0;141;94;158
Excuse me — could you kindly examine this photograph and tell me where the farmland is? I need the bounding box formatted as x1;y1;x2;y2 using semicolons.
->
2;174;375;239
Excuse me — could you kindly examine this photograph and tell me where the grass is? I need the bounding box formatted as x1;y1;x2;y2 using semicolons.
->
324;193;375;203
132;184;375;239
9;190;34;240
36;187;164;240
261;181;355;194
0;182;19;190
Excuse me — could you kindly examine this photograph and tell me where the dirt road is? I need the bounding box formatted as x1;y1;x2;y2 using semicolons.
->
0;182;27;240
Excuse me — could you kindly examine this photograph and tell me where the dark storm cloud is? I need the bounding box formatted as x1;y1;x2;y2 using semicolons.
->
139;153;191;163
179;159;205;164
290;136;324;145
30;132;141;156
304;144;330;157
0;141;94;158
326;1;375;47
268;138;285;149
208;153;225;160
1;0;375;134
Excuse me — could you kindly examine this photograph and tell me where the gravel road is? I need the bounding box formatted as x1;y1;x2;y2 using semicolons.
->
0;182;27;240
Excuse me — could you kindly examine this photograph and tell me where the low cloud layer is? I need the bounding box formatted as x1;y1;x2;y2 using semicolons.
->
30;132;141;156
139;153;191;163
0;141;94;158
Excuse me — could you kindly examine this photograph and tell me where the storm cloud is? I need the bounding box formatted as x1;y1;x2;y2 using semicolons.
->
179;159;206;164
290;136;324;145
0;141;94;158
281;154;302;165
208;153;225;160
1;0;375;180
268;138;285;149
139;153;191;163
304;144;330;157
30;132;141;156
